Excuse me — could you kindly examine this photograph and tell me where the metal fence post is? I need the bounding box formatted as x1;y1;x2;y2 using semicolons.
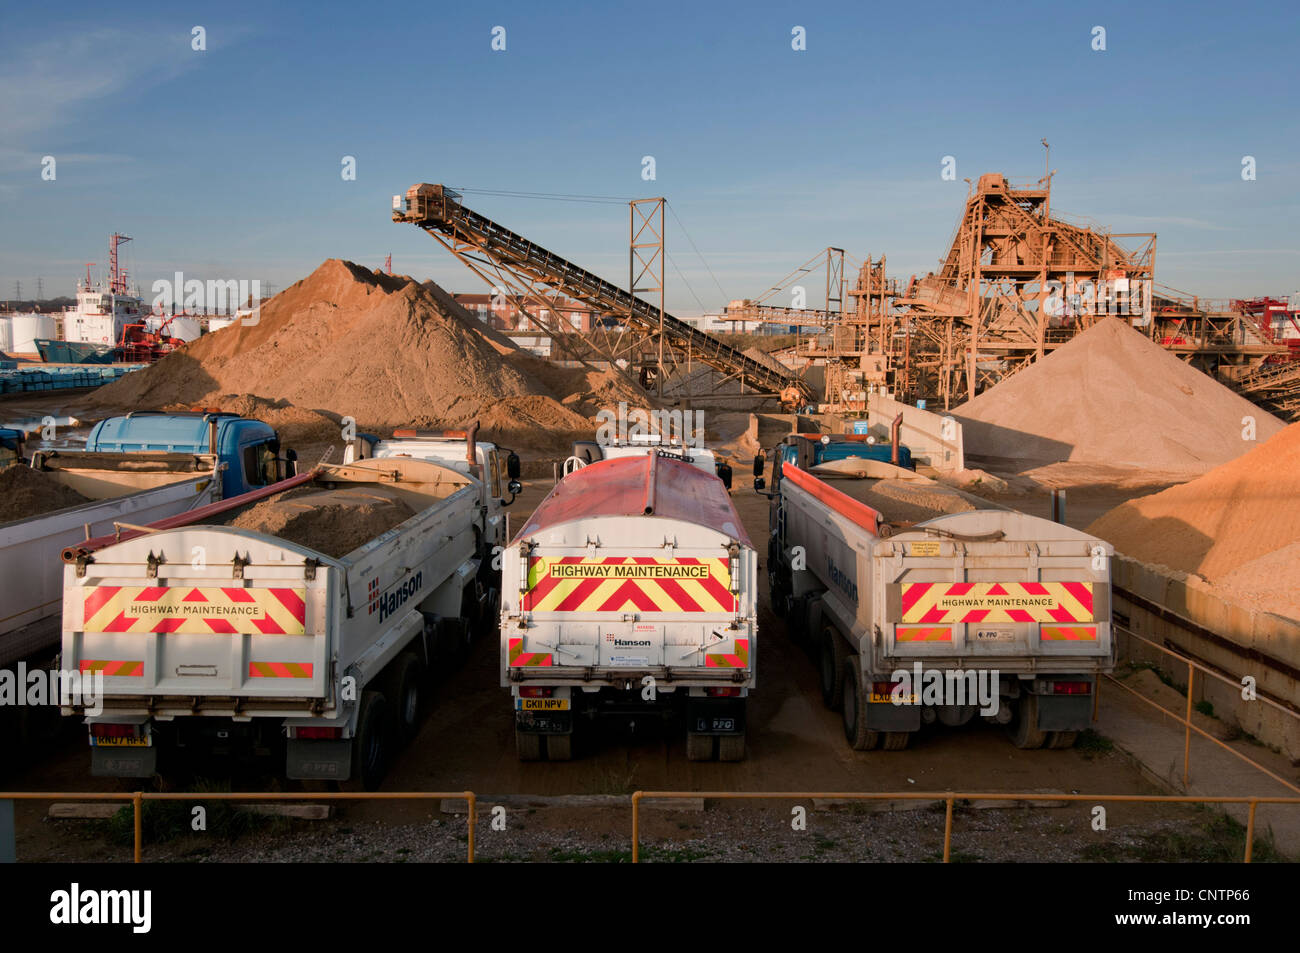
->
132;792;143;863
632;792;642;863
1183;665;1195;788
0;799;14;864
943;797;955;863
1244;800;1257;863
467;792;476;863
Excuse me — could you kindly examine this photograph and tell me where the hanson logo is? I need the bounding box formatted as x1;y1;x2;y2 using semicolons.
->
828;556;858;605
371;572;424;622
605;634;652;647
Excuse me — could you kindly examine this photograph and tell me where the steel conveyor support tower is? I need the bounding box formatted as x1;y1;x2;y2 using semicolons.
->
394;183;812;404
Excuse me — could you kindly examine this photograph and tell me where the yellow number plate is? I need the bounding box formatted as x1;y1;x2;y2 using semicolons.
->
516;698;570;711
870;692;917;704
90;737;150;747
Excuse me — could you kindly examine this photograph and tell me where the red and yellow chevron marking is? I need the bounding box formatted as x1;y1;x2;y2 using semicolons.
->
508;637;553;667
705;638;749;668
895;626;952;643
1040;625;1098;641
898;582;1094;624
248;661;314;678
78;659;144;677
81;586;307;635
523;557;737;614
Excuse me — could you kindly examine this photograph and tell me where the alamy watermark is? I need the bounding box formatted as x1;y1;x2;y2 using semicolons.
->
890;663;1000;716
151;272;262;325
1;664;104;716
595;402;705;448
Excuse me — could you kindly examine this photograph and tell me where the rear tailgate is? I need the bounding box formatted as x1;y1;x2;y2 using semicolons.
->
62;528;331;714
506;549;754;682
0;473;215;655
878;514;1111;667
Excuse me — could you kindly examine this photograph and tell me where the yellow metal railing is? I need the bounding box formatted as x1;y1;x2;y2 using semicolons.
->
629;791;1300;863
0;791;476;863
1110;623;1300;795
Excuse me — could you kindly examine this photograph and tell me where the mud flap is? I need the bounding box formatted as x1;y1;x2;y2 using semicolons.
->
1035;694;1092;732
686;698;746;735
286;739;352;780
865;701;921;731
91;746;157;778
515;710;572;735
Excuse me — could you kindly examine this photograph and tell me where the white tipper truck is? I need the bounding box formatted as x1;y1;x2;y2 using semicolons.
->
61;428;514;788
761;434;1113;751
500;443;756;762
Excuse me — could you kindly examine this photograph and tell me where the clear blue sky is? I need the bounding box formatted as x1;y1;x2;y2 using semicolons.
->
1;0;1296;313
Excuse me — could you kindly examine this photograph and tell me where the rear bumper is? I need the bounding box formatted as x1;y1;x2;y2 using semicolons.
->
506;666;751;687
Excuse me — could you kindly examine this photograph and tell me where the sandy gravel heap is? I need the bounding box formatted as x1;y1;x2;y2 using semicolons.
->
952;317;1285;471
1086;422;1300;618
0;465;90;523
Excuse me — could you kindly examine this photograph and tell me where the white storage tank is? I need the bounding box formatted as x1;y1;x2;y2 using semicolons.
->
0;316;12;353
11;313;56;354
167;317;202;342
206;315;237;332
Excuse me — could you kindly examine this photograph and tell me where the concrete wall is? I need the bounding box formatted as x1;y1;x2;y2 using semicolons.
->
864;393;964;472
1113;556;1300;763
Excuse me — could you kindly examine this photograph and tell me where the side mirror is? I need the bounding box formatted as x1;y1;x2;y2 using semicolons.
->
284;448;298;478
716;462;733;490
752;452;766;479
507;479;522;495
506;451;521;480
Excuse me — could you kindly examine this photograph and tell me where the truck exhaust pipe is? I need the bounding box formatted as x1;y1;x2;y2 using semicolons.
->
466;420;480;477
890;413;903;466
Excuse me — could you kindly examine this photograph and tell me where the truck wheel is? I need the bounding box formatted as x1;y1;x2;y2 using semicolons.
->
1008;694;1048;749
842;656;881;750
353;691;390;791
515;728;542;761
1047;731;1078;749
820;626;848;711
686;732;716;761
544;733;573;761
390;653;424;744
717;734;746;762
881;731;911;751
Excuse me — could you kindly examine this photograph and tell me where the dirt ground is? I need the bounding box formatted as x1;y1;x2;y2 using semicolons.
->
4;468;1267;863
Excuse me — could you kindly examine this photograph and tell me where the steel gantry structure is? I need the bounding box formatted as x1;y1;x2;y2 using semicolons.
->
393;184;813;406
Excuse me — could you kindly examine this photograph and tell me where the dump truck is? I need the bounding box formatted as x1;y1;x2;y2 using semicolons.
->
61;431;510;787
2;412;294;670
761;434;1113;750
501;450;757;762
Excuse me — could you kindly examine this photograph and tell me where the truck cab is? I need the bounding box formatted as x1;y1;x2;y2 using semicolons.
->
776;432;914;473
568;433;735;489
80;411;294;497
0;428;21;468
343;424;520;553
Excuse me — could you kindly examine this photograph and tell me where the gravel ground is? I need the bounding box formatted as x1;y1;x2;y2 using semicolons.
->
34;798;1272;864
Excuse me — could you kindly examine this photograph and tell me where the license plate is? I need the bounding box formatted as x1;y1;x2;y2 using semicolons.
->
871;692;916;704
516;698;569;711
90;736;150;747
974;628;1015;642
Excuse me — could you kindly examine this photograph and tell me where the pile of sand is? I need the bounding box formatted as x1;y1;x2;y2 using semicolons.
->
1086;422;1300;618
0;465;90;523
952;318;1286;472
225;486;416;559
86;260;598;451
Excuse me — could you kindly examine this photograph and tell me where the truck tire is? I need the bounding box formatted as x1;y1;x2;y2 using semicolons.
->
820;626;848;711
881;731;911;751
516;728;542;761
686;732;716;761
717;733;746;762
1047;731;1078;749
1008;694;1048;749
842;656;881;750
390;653;424;744
544;733;573;761
353;691;390;791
